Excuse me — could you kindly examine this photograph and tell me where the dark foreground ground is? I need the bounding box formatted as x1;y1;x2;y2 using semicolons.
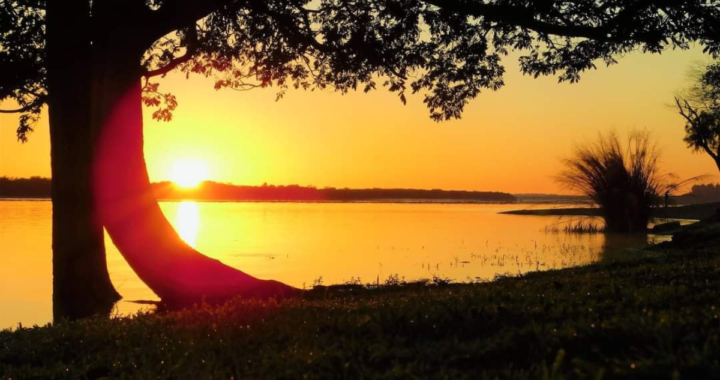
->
3;224;720;379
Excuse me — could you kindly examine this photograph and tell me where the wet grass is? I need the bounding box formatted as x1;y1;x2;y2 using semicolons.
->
545;220;607;234
3;238;720;379
462;239;603;275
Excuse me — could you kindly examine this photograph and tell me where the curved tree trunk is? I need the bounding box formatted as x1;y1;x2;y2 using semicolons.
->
47;0;121;321
90;33;296;306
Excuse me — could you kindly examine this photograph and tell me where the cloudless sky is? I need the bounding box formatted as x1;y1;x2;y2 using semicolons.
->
1;46;717;194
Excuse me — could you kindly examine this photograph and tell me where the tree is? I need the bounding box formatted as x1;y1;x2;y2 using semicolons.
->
3;0;720;319
676;61;720;171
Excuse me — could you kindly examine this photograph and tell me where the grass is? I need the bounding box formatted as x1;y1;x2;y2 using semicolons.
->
545;219;607;234
3;229;720;379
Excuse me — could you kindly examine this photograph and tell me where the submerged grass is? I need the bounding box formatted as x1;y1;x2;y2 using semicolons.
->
545;219;607;234
3;236;720;379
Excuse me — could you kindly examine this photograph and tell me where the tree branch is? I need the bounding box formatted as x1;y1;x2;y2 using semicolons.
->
676;97;720;161
423;0;613;40
0;99;43;114
143;24;199;78
17;0;46;10
701;142;719;161
149;0;237;42
144;51;194;78
676;97;700;124
0;106;33;114
423;0;671;42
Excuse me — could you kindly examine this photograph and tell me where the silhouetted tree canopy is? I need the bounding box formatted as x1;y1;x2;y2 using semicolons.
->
5;0;720;141
676;60;720;171
0;0;46;141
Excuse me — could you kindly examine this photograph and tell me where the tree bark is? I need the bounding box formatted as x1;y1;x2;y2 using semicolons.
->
46;0;121;321
90;25;297;307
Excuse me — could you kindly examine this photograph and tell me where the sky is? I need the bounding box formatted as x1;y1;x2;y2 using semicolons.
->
1;46;718;194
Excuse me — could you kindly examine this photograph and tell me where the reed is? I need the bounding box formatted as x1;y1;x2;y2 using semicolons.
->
557;130;684;233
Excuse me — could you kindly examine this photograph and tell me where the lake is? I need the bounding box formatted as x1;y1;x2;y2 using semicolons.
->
0;200;665;329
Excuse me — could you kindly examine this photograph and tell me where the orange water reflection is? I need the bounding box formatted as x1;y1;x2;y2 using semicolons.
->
175;201;199;247
1;200;663;328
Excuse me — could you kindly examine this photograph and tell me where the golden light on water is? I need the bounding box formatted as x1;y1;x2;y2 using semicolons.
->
0;200;657;328
169;160;208;188
176;201;200;247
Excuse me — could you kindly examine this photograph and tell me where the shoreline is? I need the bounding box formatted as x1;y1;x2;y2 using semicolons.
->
500;202;720;220
2;230;719;378
0;197;579;205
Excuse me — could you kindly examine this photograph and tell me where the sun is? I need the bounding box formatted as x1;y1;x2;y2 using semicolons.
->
169;160;209;188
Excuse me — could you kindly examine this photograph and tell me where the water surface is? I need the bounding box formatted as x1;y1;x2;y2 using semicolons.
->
0;200;660;328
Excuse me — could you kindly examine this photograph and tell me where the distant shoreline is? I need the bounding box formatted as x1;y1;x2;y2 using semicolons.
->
1;177;517;203
0;197;521;205
501;202;720;221
0;177;592;204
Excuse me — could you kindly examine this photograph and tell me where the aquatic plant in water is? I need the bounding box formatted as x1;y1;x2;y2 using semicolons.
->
557;130;688;233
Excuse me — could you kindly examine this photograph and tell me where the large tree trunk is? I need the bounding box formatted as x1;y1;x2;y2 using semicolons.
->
46;0;121;321
90;26;296;306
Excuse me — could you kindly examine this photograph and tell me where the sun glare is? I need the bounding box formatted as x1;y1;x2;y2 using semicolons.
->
169;160;209;188
175;201;200;247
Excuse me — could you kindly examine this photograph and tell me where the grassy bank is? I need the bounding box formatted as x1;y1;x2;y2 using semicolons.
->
3;236;720;379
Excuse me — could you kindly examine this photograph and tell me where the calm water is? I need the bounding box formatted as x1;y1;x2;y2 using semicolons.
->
0;200;662;328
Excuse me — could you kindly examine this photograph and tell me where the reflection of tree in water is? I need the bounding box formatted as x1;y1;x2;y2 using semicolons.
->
600;234;653;264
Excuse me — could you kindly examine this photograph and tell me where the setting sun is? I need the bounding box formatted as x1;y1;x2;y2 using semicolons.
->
169;160;209;188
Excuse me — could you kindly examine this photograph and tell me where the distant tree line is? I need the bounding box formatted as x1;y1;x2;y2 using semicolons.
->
0;177;51;198
675;183;720;205
0;177;516;203
153;181;517;203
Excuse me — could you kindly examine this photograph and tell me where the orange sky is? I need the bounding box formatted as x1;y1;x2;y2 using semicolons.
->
1;46;718;194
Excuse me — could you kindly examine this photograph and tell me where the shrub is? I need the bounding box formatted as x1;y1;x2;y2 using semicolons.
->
557;131;672;233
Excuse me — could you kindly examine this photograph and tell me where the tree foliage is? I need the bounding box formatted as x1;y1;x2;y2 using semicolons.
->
676;60;720;170
5;0;720;141
0;0;46;142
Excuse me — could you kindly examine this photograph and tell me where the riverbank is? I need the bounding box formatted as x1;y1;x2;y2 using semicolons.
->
501;201;720;220
2;227;720;379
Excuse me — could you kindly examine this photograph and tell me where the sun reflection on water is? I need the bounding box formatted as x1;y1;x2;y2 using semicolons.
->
1;200;668;328
176;201;200;247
